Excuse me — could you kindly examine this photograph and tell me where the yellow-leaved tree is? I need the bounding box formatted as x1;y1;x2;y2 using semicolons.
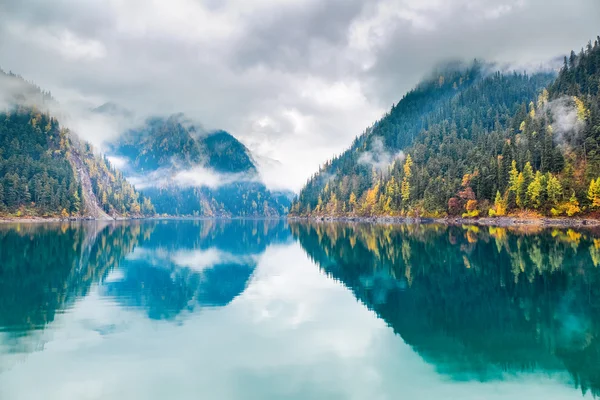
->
588;178;600;209
401;154;413;205
361;183;380;215
349;192;357;214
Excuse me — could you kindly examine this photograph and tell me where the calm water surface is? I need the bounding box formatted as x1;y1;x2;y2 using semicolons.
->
0;220;599;399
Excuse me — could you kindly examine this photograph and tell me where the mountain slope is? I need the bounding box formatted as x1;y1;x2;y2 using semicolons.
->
292;38;600;218
291;62;555;216
108;115;289;217
0;70;155;219
109;115;256;175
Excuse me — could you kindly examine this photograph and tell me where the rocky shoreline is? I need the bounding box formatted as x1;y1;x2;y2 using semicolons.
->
0;215;144;224
0;215;287;224
287;215;600;228
4;215;600;229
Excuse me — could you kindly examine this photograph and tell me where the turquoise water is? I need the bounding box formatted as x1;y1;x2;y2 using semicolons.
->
0;220;598;399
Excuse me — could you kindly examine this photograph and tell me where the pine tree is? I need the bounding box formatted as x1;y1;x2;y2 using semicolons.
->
21;178;31;205
326;192;339;215
362;183;380;215
142;197;155;216
508;160;519;198
71;186;81;214
5;174;19;209
516;173;526;209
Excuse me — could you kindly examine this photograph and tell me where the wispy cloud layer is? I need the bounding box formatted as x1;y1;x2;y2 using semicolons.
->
358;137;405;171
0;0;598;191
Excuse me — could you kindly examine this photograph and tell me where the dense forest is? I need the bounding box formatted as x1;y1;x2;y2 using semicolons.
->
109;115;291;217
109;116;257;174
291;37;600;219
0;109;80;217
0;108;155;218
0;71;155;219
292;222;600;396
1;67;289;219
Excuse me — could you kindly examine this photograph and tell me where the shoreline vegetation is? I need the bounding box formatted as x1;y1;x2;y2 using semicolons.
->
4;213;600;229
0;215;288;224
288;215;600;228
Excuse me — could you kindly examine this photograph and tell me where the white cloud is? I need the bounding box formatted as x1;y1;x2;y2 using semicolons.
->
172;248;259;273
126;245;258;274
5;21;106;61
358;136;405;171
548;96;587;147
125;165;259;190
105;155;129;170
0;0;598;192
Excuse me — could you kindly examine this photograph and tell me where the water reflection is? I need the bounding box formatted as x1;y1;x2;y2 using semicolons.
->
101;220;291;319
292;222;600;397
0;222;139;334
0;220;291;332
2;220;600;399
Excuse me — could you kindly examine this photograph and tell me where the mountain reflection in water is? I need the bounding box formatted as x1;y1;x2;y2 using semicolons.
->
1;220;599;399
0;219;291;332
292;222;600;397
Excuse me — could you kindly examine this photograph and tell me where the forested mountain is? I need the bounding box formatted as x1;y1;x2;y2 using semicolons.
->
108;115;290;217
109;115;256;175
291;37;600;219
0;70;155;219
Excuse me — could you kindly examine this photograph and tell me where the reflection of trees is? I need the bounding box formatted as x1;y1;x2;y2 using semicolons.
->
100;219;291;319
292;222;600;397
137;218;290;255
0;219;291;333
0;222;148;333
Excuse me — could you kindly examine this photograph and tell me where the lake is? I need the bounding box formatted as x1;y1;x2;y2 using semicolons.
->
0;220;599;399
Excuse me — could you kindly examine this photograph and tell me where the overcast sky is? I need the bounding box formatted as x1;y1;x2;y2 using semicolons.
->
0;0;598;191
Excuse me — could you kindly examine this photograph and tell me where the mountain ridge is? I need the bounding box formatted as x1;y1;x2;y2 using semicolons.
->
291;37;600;219
106;114;290;217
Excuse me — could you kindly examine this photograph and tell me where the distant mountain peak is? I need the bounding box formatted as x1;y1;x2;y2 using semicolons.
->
92;102;133;118
105;114;290;216
108;114;257;176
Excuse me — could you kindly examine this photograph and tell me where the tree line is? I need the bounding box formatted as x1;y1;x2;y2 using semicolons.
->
0;106;155;218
